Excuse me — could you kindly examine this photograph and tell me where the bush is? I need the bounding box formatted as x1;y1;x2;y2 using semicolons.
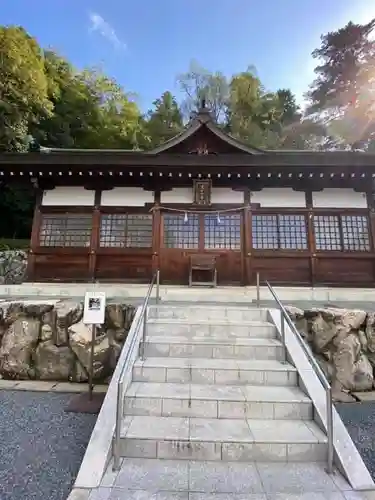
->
0;239;29;251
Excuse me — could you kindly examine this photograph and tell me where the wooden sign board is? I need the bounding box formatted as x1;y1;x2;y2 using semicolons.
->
193;179;212;206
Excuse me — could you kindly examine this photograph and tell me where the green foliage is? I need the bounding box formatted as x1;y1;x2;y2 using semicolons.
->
305;19;375;149
0;26;52;152
146;91;183;147
0;239;30;250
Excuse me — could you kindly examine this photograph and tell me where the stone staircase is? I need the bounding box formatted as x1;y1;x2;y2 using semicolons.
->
118;304;328;463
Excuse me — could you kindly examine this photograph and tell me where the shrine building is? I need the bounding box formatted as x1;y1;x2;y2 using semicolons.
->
1;105;375;287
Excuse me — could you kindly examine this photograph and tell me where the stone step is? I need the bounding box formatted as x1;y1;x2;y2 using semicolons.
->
148;305;269;322
140;336;284;360
132;357;298;386
124;382;313;420
119;415;327;462
146;319;277;338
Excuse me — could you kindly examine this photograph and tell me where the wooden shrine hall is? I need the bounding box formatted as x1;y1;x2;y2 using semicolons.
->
1;105;375;287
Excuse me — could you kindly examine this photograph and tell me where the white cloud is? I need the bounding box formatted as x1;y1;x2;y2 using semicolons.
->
89;12;126;50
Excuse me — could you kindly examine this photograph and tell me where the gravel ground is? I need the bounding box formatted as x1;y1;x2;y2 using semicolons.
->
0;390;97;500
336;402;375;480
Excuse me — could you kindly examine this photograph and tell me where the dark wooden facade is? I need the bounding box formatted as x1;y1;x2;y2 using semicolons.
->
1;107;375;287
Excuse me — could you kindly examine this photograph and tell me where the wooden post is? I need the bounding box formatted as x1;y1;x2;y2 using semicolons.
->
88;324;96;400
88;190;101;282
366;190;375;283
243;206;251;285
243;188;252;285
152;190;161;277
26;188;43;282
305;191;316;286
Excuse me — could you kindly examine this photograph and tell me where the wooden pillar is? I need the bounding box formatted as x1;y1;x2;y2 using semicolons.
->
243;188;252;286
305;190;316;286
88;190;101;282
26;187;43;282
366;190;375;250
366;189;375;284
152;190;161;276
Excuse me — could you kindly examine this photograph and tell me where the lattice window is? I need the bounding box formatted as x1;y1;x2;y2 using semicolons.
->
204;213;241;249
341;215;370;251
252;214;307;250
279;215;308;250
100;214;153;248
313;215;341;251
252;215;278;249
163;214;199;248
39;214;92;247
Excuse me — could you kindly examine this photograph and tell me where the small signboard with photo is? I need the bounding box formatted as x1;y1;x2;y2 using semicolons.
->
83;291;106;325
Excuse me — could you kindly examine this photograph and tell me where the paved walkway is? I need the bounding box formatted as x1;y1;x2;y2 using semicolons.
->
69;458;375;499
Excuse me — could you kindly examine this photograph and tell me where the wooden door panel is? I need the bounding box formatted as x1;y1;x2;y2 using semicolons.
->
95;253;153;282
205;251;242;285
251;256;311;285
315;257;375;285
34;252;90;281
159;250;190;284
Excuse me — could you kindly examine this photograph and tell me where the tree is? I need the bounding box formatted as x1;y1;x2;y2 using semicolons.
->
0;26;52;152
307;19;375;114
34;59;144;150
277;89;301;126
146;91;183;147
227;69;283;148
177;61;229;121
306;19;375;149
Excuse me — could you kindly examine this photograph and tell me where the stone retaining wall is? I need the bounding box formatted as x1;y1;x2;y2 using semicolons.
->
286;305;375;402
0;300;135;383
0;250;27;284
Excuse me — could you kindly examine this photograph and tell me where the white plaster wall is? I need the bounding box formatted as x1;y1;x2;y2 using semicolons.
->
42;187;94;206
101;187;154;206
161;188;193;204
250;188;306;208
211;188;244;204
312;189;367;208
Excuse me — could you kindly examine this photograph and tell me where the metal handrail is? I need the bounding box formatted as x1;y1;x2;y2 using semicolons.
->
264;280;334;475
112;269;160;470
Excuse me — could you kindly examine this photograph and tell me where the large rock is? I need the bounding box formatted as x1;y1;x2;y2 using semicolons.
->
105;303;135;342
285;306;373;401
33;341;74;380
0;317;40;378
365;312;375;355
332;333;361;392
304;308;366;352
285;306;307;337
69;322;111;380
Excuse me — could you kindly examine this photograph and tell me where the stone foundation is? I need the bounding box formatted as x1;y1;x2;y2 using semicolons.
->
0;250;27;284
0;300;135;383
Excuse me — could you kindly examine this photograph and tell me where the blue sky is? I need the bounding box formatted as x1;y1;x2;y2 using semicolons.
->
2;0;375;111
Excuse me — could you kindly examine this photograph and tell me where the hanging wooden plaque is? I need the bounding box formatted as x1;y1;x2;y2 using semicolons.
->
193;179;212;206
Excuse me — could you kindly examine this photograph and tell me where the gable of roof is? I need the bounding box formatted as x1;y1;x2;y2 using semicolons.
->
147;107;264;155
